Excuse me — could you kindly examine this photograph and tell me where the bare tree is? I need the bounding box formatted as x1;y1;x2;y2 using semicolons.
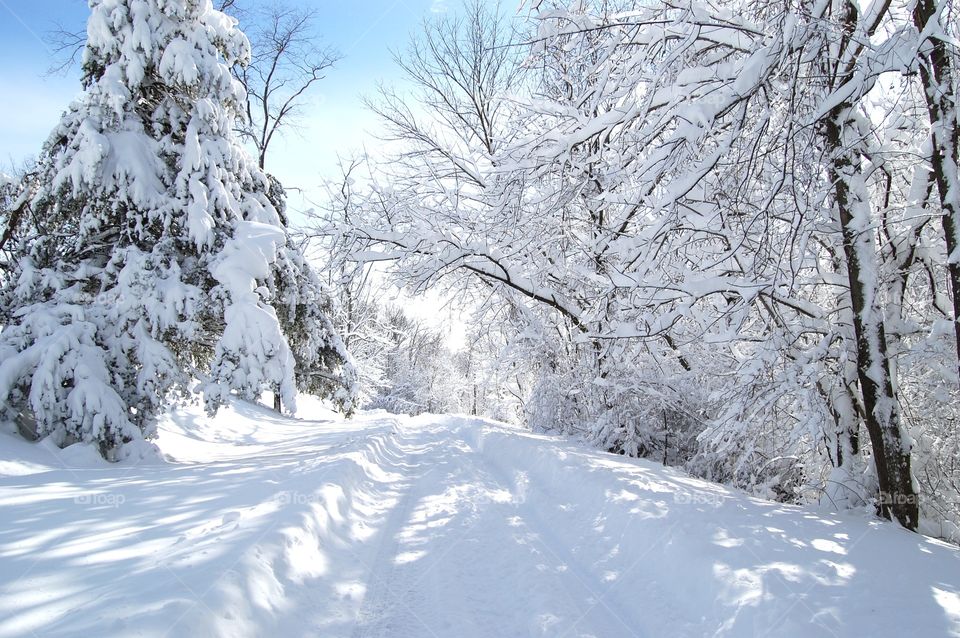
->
231;3;340;171
45;28;86;76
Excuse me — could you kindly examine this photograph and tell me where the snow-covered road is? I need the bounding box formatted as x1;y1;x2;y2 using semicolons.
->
1;400;959;637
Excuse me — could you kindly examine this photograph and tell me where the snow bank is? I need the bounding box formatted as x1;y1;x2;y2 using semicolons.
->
0;405;957;637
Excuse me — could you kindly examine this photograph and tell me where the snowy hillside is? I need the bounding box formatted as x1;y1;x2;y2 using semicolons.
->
1;401;958;637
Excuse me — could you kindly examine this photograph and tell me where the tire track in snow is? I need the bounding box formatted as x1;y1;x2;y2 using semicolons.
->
350;421;443;638
457;421;648;638
353;417;641;637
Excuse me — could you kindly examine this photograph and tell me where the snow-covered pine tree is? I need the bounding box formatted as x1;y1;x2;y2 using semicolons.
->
0;0;353;459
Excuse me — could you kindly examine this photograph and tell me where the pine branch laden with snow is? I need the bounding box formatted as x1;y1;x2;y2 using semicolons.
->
0;0;353;458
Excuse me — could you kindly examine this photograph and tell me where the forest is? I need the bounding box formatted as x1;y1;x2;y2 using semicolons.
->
1;1;960;633
2;0;959;535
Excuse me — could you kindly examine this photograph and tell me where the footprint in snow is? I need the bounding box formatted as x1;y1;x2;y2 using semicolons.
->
222;511;241;526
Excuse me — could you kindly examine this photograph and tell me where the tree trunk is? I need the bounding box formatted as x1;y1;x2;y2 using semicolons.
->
825;106;919;530
274;389;282;413
913;0;960;387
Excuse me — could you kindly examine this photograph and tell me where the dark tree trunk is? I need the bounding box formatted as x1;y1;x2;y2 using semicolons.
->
913;0;960;387
825;107;919;530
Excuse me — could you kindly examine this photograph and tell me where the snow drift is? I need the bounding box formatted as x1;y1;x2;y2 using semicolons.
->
0;401;958;637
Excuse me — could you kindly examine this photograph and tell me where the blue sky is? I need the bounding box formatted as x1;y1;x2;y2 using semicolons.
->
0;0;455;189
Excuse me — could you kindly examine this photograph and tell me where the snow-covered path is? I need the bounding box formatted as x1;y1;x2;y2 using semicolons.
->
1;401;959;637
348;416;645;638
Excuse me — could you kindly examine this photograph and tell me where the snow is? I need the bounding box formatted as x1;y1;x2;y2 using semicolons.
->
1;401;958;637
205;221;297;412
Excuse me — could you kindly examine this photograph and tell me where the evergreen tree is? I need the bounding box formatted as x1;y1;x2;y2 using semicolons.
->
0;0;354;458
